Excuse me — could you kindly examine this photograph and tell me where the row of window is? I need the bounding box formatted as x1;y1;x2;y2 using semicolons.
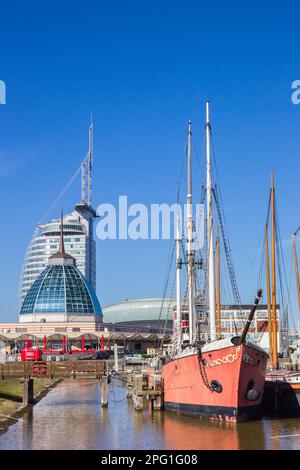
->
3;328;82;333
24;261;86;275
32;236;84;248
43;224;84;232
27;263;47;269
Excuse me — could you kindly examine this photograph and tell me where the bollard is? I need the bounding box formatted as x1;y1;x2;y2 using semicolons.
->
134;374;144;411
23;378;34;406
101;375;109;407
96;361;101;380
72;361;77;379
126;374;133;399
152;374;163;410
49;361;54;379
113;343;119;373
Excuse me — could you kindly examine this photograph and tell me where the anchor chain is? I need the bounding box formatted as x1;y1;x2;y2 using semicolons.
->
198;351;215;392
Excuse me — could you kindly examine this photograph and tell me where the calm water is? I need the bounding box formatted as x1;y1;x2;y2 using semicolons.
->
0;378;300;450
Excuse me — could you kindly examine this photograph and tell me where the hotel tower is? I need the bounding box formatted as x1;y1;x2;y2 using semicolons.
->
20;121;98;301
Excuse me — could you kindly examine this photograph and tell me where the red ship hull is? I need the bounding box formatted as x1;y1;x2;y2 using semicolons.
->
162;341;268;422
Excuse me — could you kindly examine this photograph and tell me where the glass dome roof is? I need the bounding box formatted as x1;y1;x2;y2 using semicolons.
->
20;265;102;316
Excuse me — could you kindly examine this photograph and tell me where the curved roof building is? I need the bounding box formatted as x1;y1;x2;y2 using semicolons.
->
102;298;175;326
19;214;102;324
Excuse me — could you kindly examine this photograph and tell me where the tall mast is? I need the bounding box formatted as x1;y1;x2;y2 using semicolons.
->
265;224;273;357
81;116;93;207
292;229;300;311
186;121;196;344
216;226;221;339
206;101;216;341
176;214;182;349
88;115;93;207
76;118;97;290
271;171;278;369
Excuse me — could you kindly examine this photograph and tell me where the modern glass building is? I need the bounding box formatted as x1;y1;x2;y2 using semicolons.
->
19;220;102;324
20;210;96;301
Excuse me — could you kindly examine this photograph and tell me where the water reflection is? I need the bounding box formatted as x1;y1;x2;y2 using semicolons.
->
0;378;299;450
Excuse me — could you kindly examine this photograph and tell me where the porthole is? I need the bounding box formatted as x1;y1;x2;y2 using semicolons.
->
210;380;223;393
246;379;260;401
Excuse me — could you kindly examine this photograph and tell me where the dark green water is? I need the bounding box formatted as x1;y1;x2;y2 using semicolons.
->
0;378;299;450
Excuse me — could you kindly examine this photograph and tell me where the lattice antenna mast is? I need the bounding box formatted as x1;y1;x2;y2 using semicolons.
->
88;115;93;206
81;116;93;206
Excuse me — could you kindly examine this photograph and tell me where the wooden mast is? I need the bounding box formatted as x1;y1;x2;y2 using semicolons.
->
271;171;278;369
216;227;221;339
292;230;300;311
264;224;273;357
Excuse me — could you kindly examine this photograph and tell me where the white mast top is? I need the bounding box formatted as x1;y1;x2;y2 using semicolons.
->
206;101;217;341
186;121;196;344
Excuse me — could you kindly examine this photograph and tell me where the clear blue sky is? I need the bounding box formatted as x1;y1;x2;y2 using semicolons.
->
1;1;300;323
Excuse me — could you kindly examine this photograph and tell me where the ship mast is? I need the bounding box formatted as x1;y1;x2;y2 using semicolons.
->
265;224;273;357
186;121;196;344
271;171;278;369
292;228;300;311
176;214;182;349
216;226;221;339
206;101;217;341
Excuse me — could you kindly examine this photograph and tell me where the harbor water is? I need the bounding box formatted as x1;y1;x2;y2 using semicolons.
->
0;378;300;450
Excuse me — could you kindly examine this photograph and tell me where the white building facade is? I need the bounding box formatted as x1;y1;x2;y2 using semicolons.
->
20;209;96;301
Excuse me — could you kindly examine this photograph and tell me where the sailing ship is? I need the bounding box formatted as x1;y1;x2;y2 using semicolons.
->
262;176;300;417
161;102;268;422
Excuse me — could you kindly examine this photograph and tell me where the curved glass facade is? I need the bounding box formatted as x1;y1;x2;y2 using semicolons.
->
20;210;96;301
102;298;175;323
20;265;101;316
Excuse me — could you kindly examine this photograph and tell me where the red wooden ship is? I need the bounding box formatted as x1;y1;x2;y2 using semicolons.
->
161;102;268;422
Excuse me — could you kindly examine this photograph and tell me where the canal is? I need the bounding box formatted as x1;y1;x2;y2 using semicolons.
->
0;378;299;450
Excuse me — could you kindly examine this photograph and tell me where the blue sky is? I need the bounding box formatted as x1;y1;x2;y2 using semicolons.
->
0;1;300;323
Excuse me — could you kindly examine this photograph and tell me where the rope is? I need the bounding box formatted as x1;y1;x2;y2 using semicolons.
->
159;270;177;350
156;240;176;338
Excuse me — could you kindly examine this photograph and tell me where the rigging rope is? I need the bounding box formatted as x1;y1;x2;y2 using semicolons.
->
159;270;177;350
213;186;241;305
157;240;176;331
